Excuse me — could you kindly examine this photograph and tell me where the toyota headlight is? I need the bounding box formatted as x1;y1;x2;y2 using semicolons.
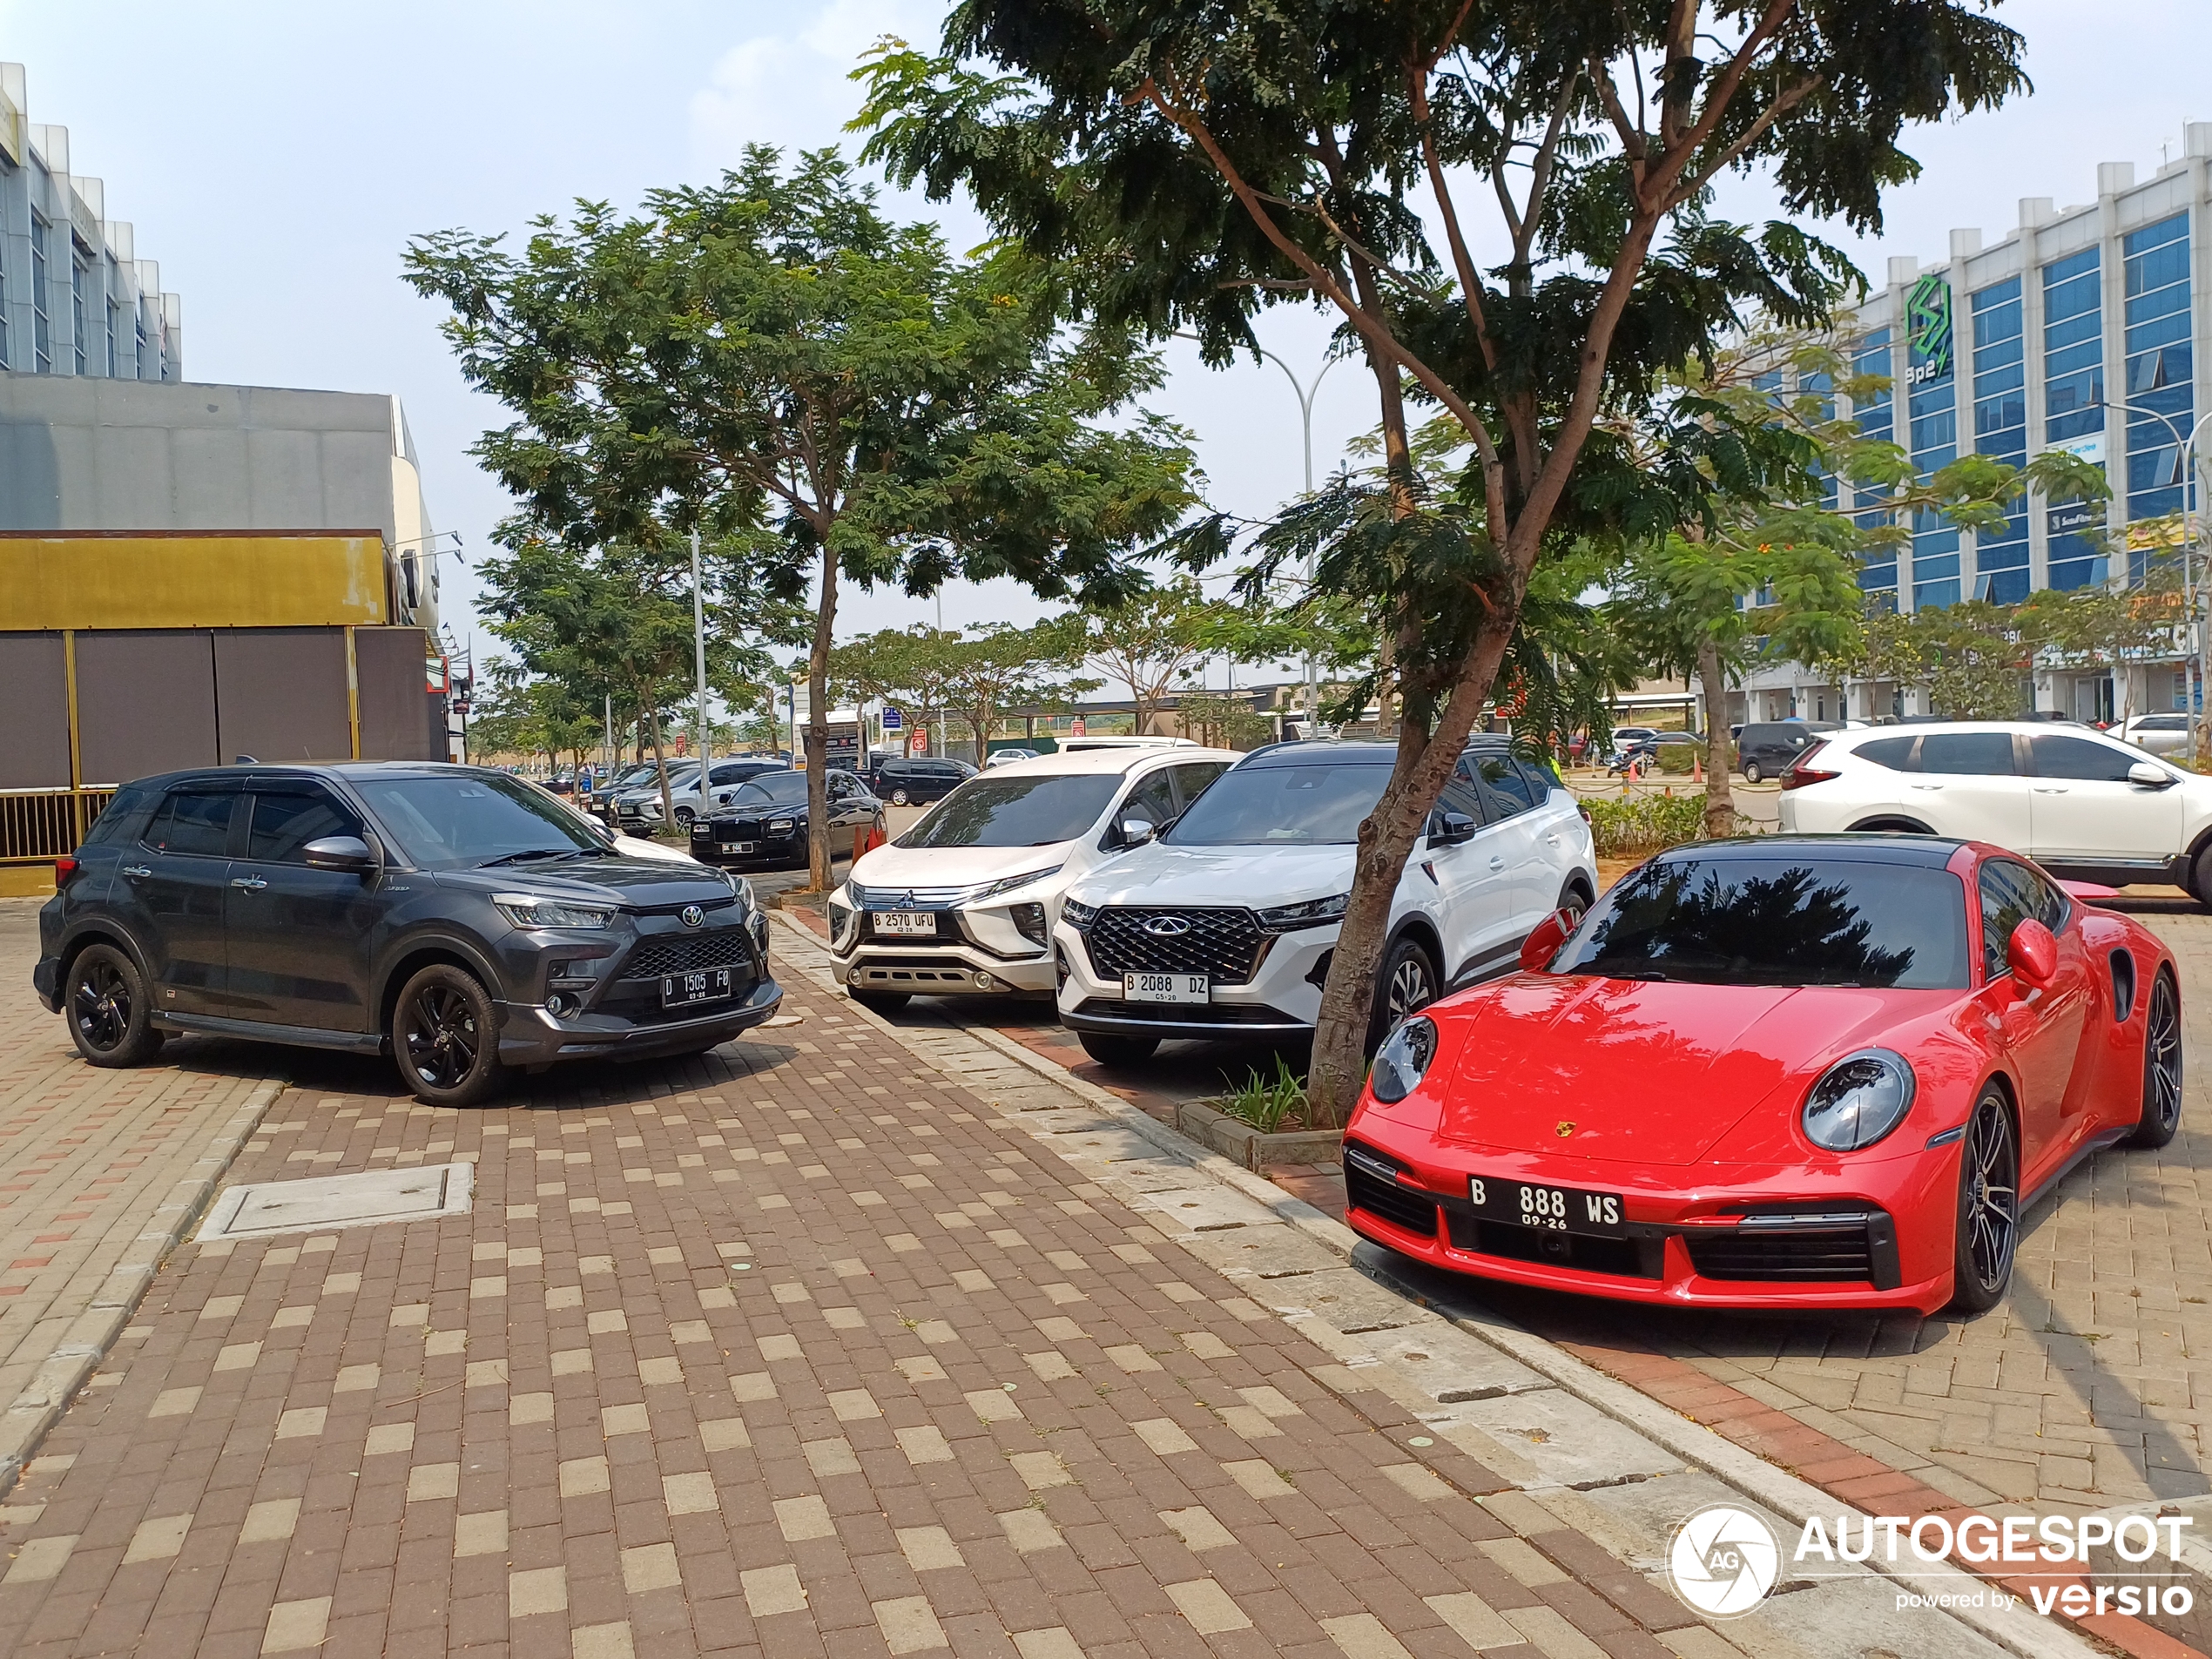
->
495;894;615;930
1062;896;1099;929
1369;1016;1437;1104
1801;1049;1916;1152
1257;892;1351;933
973;865;1063;903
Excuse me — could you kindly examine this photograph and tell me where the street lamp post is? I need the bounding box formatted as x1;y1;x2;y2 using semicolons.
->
691;529;712;822
1249;345;1344;738
2095;401;2212;753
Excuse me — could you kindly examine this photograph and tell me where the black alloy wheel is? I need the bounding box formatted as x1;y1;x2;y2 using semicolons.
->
393;963;506;1107
2126;970;2183;1149
64;943;164;1068
1367;935;1440;1052
1948;1086;2019;1313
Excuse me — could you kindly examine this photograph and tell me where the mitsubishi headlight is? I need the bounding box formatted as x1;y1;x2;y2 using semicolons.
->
1369;1016;1437;1104
1801;1049;1916;1152
972;865;1063;903
1257;892;1351;933
495;894;616;930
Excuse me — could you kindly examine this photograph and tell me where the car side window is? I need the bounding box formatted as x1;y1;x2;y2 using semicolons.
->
84;784;159;846
1919;732;2018;776
1168;761;1230;812
1978;860;2065;981
146;790;235;857
1856;736;1918;771
247;789;364;863
1430;775;1489;836
1470;754;1539;819
1121;769;1179;829
1514;759;1559;802
2030;734;2140;783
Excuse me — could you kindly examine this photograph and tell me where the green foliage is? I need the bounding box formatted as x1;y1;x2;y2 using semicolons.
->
1075;577;1244;732
1172;692;1276;751
1582;792;1710;859
1215;1055;1310;1136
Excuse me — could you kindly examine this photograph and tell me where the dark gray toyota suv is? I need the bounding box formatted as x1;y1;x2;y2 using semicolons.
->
32;763;780;1105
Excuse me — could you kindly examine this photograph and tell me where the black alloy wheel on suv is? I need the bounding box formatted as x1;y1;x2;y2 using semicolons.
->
33;763;783;1106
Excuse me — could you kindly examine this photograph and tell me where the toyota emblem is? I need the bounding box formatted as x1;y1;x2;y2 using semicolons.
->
680;905;704;928
1142;915;1192;937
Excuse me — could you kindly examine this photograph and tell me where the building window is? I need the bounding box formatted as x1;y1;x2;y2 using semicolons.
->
133;319;146;379
105;298;118;377
2122;212;2191;547
71;257;86;374
1850;328;1897;602
1971;276;2028;603
1907;281;1959;612
29;214;51;373
0;256;9;370
2043;245;2106;590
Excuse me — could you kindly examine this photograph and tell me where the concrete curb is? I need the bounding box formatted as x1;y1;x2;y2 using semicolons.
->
0;1074;287;1500
767;916;2096;1659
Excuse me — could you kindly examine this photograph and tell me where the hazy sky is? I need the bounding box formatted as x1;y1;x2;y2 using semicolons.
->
3;0;2206;689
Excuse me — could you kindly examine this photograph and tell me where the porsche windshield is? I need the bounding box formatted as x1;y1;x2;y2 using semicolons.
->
1554;857;1970;988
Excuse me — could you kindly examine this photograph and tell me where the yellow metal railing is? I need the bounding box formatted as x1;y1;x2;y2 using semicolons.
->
0;788;114;866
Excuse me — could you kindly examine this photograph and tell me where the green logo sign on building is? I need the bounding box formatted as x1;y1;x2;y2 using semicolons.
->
1905;273;1952;385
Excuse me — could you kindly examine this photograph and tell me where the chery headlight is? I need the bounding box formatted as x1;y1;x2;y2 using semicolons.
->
972;865;1063;903
495;894;615;930
1257;892;1350;933
1061;896;1099;930
1801;1049;1916;1151
1369;1016;1437;1104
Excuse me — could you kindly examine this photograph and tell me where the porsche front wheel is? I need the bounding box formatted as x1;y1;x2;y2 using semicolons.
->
1947;1086;2019;1314
2124;970;2182;1150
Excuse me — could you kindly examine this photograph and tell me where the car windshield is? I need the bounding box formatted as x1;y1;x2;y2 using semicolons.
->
1165;761;1386;846
356;773;609;871
729;773;812;808
898;774;1121;847
1553;856;1969;988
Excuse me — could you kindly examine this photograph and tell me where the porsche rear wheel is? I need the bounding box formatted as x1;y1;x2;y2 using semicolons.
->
1947;1086;2019;1314
2125;970;2182;1150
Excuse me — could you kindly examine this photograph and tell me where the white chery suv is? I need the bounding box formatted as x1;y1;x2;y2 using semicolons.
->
1052;738;1599;1066
827;745;1238;1010
1777;721;2212;897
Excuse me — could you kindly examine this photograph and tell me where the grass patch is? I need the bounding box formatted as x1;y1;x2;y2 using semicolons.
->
1581;791;1709;858
1213;1055;1312;1135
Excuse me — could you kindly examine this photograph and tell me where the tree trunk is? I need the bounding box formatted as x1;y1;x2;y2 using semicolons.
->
1696;636;1735;839
646;703;674;833
806;543;837;892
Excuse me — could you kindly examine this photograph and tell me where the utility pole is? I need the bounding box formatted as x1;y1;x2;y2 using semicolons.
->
1251;344;1342;738
691;529;711;819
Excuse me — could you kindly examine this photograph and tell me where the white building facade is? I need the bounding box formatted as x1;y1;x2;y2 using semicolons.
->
0;64;180;384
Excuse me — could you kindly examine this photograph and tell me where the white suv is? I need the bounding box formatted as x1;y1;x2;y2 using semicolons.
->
1052;739;1599;1066
1777;721;2212;896
827;745;1238;1008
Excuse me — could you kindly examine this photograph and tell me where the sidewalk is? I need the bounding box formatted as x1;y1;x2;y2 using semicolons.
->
0;915;2000;1659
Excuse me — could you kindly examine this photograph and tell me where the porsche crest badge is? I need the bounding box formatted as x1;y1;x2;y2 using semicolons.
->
1555;1121;1575;1137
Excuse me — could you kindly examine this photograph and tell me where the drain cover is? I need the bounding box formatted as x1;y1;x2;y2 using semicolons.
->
199;1163;475;1242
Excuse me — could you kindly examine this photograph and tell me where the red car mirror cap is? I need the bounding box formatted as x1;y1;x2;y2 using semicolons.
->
1520;907;1577;973
2007;918;2058;989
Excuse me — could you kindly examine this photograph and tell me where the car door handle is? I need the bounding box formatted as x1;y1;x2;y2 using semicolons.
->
229;876;267;892
1488;856;1506;871
121;865;150;879
2033;786;2067;794
1909;783;1944;791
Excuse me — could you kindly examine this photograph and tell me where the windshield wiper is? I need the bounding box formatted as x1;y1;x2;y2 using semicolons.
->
480;846;600;868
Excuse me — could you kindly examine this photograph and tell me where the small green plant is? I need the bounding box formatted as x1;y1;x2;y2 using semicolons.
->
1216;1055;1309;1134
1581;791;1708;857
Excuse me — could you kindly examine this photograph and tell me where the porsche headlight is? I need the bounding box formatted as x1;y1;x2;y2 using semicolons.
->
1256;892;1351;933
1369;1016;1437;1105
494;894;615;930
1801;1049;1916;1152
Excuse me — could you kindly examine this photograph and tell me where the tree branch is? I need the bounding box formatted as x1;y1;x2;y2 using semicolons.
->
1679;73;1825;201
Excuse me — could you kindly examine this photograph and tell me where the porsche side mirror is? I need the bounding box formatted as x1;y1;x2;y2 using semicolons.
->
1430;810;1478;846
1519;907;1578;973
2006;918;2058;990
302;834;377;874
2128;760;2176;789
1117;817;1157;847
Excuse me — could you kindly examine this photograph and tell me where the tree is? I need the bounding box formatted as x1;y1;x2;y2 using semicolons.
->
944;617;1094;761
406;145;1203;890
860;1;2029;1120
831;625;968;758
1171;692;1276;751
1075;578;1239;735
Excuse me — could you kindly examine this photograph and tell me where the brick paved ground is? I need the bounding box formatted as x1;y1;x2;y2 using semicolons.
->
0;902;280;1483
0;940;1794;1659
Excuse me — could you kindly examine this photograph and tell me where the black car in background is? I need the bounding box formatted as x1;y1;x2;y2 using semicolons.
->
871;756;976;805
691;770;885;868
1735;719;1840;783
33;764;779;1106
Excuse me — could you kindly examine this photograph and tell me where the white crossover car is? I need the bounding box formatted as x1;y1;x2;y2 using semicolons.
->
2118;712;2193;759
827;745;1238;1008
1052;738;1600;1066
1777;720;2212;897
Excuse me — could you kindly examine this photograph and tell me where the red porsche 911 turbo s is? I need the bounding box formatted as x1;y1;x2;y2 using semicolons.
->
1342;836;2182;1315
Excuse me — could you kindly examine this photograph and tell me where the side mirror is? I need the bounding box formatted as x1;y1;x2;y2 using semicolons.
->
1116;817;1157;847
2128;760;2176;789
2006;918;2057;990
1519;907;1578;973
302;834;377;874
1431;810;1479;846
